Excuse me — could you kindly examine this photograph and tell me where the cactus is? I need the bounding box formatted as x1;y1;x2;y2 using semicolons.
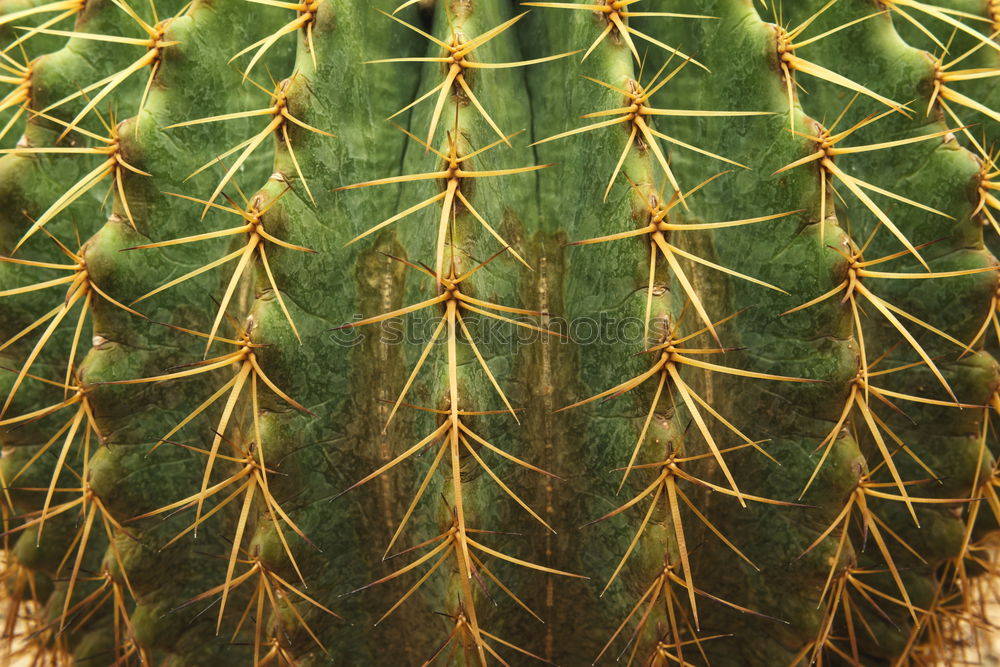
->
1;0;999;664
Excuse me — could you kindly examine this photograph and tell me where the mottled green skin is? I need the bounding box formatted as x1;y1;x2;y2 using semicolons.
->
235;0;428;661
634;0;998;665
783;1;998;660
1;0;292;662
518;12;684;664
0;0;184;659
384;1;541;655
1;0;999;665
603;3;861;664
78;1;297;661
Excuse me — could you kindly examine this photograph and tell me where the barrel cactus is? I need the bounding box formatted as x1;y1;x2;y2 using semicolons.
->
1;0;999;664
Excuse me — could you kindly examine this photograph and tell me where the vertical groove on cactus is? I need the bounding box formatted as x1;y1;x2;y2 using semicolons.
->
2;0;1000;665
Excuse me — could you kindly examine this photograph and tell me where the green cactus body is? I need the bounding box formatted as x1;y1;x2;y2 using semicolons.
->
1;0;999;665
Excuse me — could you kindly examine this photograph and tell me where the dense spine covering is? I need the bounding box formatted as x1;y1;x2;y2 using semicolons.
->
1;0;999;665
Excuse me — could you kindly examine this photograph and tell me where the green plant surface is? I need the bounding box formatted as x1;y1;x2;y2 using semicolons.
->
1;0;999;665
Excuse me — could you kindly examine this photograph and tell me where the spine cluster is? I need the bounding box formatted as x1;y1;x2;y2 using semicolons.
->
0;1;998;665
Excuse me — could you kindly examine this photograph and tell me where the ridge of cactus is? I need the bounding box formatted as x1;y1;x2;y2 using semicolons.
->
1;0;999;665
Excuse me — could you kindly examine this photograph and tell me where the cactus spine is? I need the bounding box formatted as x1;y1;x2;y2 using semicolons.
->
1;0;1000;665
